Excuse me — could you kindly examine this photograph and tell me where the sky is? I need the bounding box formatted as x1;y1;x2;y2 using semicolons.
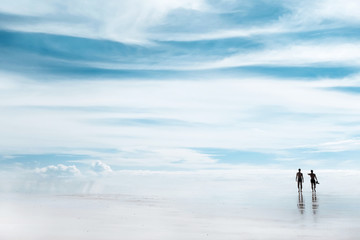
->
1;0;360;188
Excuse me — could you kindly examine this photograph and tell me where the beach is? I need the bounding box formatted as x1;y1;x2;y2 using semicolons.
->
1;170;360;240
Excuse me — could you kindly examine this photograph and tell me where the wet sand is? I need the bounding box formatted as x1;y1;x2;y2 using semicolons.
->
1;170;360;239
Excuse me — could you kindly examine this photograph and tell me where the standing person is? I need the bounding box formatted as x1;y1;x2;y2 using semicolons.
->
308;170;318;192
296;169;304;192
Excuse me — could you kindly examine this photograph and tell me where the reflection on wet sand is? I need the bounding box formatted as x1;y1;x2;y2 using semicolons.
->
312;192;318;215
297;192;319;215
297;192;305;214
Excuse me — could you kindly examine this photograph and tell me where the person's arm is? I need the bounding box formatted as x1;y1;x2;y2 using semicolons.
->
302;174;304;182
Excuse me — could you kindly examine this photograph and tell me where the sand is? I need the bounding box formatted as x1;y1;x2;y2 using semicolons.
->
1;170;360;239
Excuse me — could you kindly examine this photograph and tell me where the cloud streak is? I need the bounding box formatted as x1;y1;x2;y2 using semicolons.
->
1;0;360;179
0;0;207;43
1;72;360;170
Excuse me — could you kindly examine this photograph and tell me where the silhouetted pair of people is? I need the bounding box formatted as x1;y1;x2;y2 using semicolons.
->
296;169;318;192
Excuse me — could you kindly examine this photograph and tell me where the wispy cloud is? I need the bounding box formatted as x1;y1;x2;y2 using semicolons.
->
0;0;207;44
203;42;360;69
1;0;360;183
2;71;360;170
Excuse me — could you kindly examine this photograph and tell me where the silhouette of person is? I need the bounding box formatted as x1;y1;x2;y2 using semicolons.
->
296;168;304;192
308;170;318;192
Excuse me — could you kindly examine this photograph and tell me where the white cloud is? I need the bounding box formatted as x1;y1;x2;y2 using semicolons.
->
0;0;207;43
0;0;357;44
106;148;217;168
198;42;360;70
314;139;360;152
35;164;81;177
286;0;360;26
2;0;360;175
149;24;291;42
71;39;360;71
2;71;360;169
151;0;360;43
148;0;360;42
91;160;112;174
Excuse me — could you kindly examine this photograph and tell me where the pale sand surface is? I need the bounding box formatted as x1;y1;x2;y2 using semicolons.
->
1;170;360;239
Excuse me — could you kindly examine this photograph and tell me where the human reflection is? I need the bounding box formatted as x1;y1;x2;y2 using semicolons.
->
312;192;319;214
297;192;305;214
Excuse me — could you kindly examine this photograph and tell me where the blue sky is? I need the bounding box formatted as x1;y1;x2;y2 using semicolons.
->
1;0;360;181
